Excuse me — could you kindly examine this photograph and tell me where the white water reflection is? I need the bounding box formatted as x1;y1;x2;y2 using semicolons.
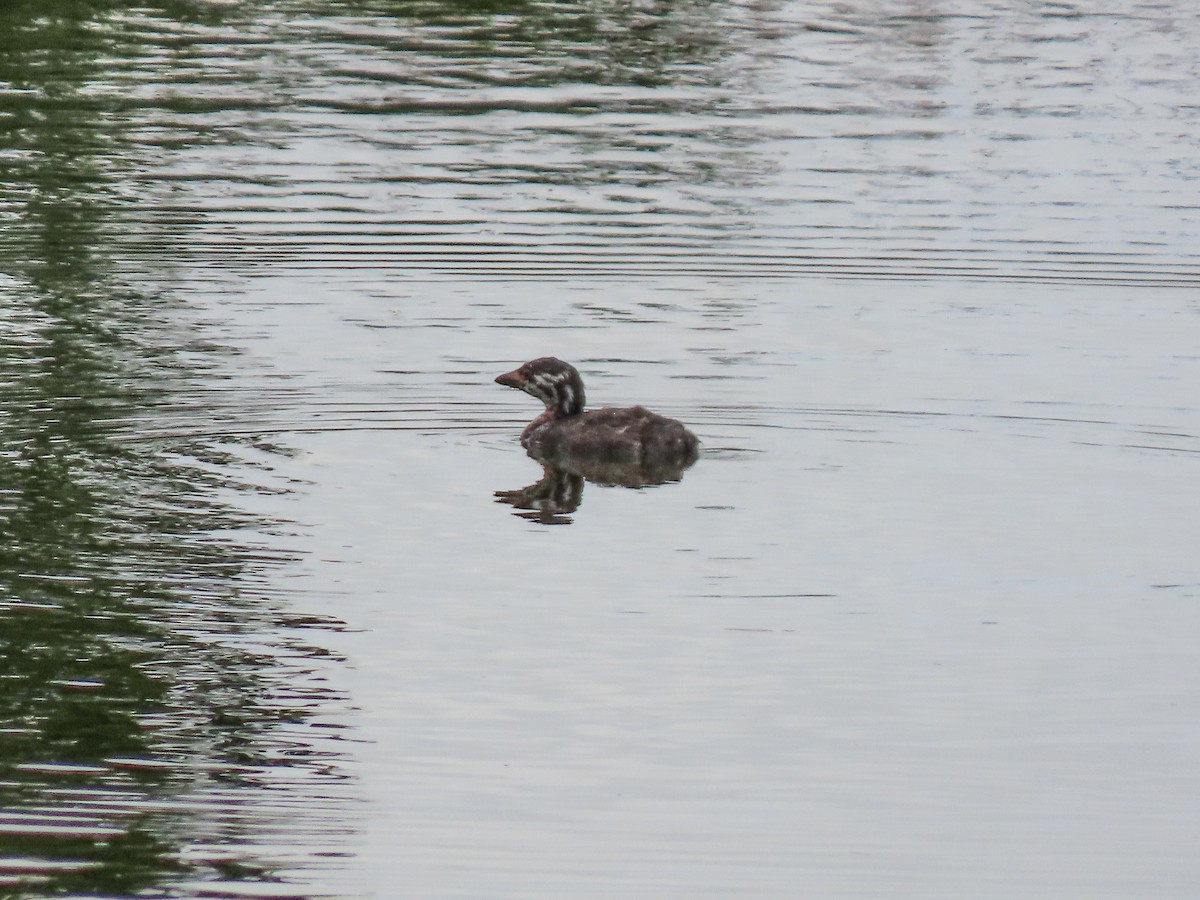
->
184;268;1200;897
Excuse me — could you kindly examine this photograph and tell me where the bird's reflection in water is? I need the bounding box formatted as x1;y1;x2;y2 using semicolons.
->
495;465;584;525
495;452;697;525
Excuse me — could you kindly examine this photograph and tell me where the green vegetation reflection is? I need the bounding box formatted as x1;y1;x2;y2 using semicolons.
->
0;4;351;896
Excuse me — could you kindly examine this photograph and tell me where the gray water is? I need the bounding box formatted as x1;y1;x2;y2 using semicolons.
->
2;2;1199;897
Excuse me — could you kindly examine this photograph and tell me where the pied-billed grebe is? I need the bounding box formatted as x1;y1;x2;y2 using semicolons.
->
495;357;699;465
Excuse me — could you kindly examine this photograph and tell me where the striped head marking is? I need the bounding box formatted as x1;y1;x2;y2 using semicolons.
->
495;357;585;417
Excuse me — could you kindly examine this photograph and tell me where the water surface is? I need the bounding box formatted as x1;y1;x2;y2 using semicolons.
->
2;1;1199;897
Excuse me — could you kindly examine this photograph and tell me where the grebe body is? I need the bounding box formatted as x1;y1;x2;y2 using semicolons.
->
495;357;698;465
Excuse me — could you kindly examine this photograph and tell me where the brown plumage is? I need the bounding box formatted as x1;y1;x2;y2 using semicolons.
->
495;357;699;466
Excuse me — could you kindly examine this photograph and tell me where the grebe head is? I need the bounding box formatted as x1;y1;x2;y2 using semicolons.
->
495;357;586;417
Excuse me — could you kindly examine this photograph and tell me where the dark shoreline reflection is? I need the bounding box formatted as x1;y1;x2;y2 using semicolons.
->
0;3;358;896
0;284;359;892
495;451;697;524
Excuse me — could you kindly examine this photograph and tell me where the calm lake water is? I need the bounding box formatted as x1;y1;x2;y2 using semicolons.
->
2;1;1199;897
